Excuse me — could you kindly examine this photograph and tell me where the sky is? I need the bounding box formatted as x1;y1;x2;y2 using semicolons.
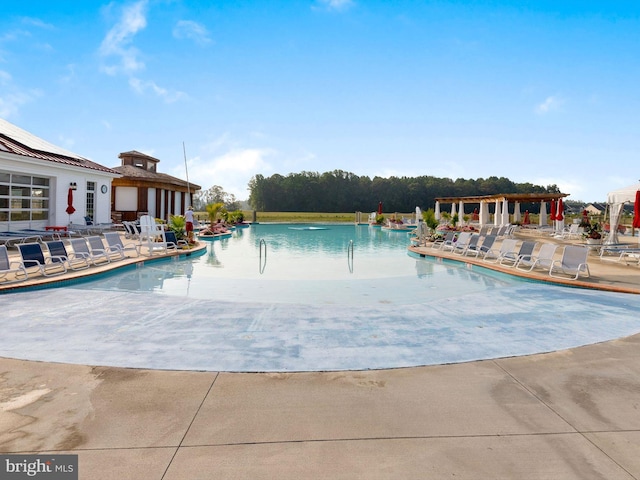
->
1;0;639;203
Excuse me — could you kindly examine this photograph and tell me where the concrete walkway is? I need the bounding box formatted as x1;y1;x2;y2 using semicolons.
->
1;230;640;478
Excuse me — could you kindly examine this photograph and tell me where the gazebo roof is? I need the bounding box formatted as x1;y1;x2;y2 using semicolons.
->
434;193;568;203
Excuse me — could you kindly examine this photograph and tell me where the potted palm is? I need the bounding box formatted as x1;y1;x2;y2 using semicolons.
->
583;222;602;245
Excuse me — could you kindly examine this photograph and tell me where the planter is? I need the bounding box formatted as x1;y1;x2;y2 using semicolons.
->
586;238;602;245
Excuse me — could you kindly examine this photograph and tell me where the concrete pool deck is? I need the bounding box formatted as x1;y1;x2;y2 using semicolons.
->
1;230;640;478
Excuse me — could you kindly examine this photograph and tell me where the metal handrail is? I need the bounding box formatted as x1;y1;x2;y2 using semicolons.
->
347;239;354;273
259;239;267;274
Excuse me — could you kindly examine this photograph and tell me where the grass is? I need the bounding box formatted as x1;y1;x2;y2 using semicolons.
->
193;211;416;223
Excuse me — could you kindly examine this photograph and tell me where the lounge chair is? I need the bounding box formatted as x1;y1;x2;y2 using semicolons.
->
122;221;140;240
104;232;140;258
464;234;496;258
549;245;590;280
453;233;479;255
45;240;90;271
0;244;28;283
87;235;123;261
515;243;558;272
164;231;189;250
443;231;471;252
431;231;456;250
17;242;67;277
69;238;111;265
556;223;581;240
499;240;538;267
483;238;518;263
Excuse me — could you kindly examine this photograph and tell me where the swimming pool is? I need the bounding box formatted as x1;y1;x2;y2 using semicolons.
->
3;224;640;372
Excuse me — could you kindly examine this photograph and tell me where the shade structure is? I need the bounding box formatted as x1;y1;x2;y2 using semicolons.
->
606;182;640;245
65;188;75;215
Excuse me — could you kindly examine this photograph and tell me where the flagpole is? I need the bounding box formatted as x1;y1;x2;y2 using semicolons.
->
183;142;191;206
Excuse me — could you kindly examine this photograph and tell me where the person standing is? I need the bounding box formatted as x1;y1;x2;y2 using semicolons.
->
185;206;195;243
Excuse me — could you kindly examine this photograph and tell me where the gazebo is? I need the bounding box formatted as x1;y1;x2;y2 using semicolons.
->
434;193;569;227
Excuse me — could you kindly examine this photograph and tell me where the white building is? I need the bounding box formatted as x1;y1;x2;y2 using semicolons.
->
0;118;120;231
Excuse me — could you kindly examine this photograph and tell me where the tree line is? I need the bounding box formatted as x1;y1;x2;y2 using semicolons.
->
247;170;560;213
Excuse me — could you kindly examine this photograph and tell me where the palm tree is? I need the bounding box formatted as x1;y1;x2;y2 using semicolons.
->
205;202;226;225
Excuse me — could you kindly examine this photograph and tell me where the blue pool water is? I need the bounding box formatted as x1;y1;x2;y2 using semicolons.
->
3;224;640;372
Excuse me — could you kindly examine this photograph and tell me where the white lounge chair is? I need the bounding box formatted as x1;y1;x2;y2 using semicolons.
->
483;238;518;263
444;231;471;252
464;234;496;258
431;231;456;250
549;245;590;280
104;232;140;258
0;244;28;283
69;238;111;265
499;240;537;267
514;243;558;272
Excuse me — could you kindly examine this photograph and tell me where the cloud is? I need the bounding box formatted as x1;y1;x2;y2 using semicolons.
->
314;0;355;12
0;70;40;118
535;95;563;115
99;0;148;76
172;20;212;46
20;17;55;30
176;144;275;199
129;77;187;103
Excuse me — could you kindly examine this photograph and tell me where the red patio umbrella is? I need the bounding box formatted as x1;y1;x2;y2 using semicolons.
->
556;198;564;221
65;187;76;215
550;200;557;221
523;210;530;225
582;209;589;223
377;202;383;215
633;191;640;229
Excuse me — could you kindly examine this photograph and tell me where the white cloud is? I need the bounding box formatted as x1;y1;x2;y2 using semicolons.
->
172;20;212;45
535;95;563;115
99;0;148;76
20;17;55;30
0;71;40;118
128;77;187;103
175;146;274;199
314;0;355;11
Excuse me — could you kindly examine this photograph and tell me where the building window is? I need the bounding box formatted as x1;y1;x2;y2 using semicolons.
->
0;171;50;223
86;181;95;221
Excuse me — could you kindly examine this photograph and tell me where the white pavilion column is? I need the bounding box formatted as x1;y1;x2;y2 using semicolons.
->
494;200;501;226
435;201;441;220
514;202;521;223
501;199;509;225
539;201;547;226
458;200;465;225
479;201;489;226
451;203;457;219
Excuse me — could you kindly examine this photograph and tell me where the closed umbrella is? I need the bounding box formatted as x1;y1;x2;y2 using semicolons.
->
523;210;530;225
377;202;383;215
66;187;76;216
550;200;557;222
633;191;640;229
556;198;564;232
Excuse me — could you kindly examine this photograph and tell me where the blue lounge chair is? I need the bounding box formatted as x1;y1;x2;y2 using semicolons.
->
45;240;90;271
164;231;189;250
17;242;67;277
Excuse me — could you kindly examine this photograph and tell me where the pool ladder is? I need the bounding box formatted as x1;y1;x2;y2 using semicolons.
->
348;239;354;273
259;239;267;274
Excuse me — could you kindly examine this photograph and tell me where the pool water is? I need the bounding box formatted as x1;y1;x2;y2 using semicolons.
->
3;224;640;372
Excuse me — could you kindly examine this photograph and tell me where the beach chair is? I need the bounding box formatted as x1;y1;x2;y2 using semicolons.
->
443;231;471;252
453;233;479;255
483;238;518;263
0;244;28;283
549;245;590;280
431;231;456;250
139;215;168;256
104;232;140;258
45;240;90;271
17;242;67;277
69;238;111;265
464;234;496;258
164;231;189;250
514;243;558;272
499;240;538;267
556;223;581;240
87;235;123;261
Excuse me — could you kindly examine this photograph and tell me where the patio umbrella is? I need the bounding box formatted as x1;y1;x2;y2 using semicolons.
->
633;191;640;228
472;208;479;221
377;202;383;215
65;187;76;215
556;198;564;232
582;209;589;223
550;200;557;222
523;210;530;225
